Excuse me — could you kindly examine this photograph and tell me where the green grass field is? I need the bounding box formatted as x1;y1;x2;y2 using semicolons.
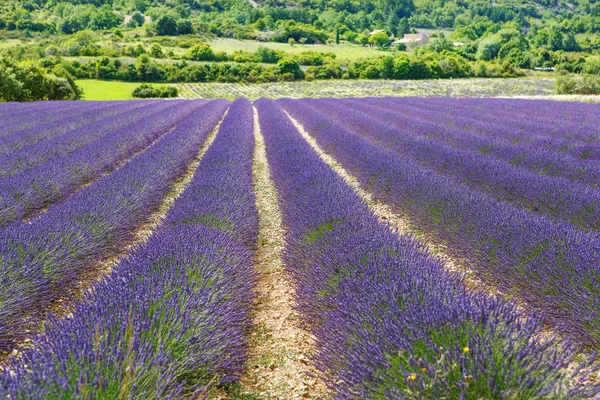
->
0;39;25;49
97;37;387;62
207;38;385;62
77;79;171;100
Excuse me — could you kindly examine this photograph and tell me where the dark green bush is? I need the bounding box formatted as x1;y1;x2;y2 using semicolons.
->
132;84;178;98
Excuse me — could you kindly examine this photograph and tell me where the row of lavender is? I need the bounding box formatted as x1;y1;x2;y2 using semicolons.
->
0;99;259;398
280;98;600;350
0;100;151;178
0;101;106;139
301;98;600;231
256;99;596;398
351;97;600;190
0;100;228;354
401;97;600;160
0;101;133;156
0;100;200;227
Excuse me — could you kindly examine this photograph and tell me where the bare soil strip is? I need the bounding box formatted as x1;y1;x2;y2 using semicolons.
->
236;107;327;399
4;108;229;363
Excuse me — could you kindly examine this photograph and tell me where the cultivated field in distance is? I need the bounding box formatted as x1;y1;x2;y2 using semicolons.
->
0;98;599;399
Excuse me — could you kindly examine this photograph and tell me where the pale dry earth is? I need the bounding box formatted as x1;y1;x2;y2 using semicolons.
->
233;107;327;399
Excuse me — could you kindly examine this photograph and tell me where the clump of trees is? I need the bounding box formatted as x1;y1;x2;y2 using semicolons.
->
132;84;178;98
0;57;81;101
555;74;600;95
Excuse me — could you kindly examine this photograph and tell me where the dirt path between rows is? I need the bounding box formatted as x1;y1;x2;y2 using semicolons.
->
2;108;229;365
235;107;327;399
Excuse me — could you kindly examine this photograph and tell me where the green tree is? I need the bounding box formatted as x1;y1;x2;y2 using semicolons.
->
176;19;193;35
149;44;164;58
277;57;301;78
130;11;144;28
563;34;580;52
380;56;394;79
91;5;122;30
548;27;563;50
156;15;177;36
356;34;369;46
398;17;409;36
255;47;281;63
135;0;150;13
393;54;410;78
360;65;381;79
408;58;430;79
387;13;399;35
0;58;80;101
369;31;390;48
477;39;501;60
380;0;415;19
185;43;215;61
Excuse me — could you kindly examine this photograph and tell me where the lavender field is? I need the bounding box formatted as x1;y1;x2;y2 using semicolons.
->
0;98;599;399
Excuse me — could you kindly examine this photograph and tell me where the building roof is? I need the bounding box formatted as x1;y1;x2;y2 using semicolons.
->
401;33;428;40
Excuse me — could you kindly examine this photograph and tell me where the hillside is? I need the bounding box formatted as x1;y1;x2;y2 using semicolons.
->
2;0;599;39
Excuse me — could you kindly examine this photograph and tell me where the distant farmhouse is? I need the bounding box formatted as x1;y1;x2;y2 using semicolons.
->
393;32;429;50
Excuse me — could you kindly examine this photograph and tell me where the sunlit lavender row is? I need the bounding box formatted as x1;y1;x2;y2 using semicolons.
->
0;97;599;398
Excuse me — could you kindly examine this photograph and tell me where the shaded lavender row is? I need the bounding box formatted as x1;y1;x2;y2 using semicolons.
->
0;100;171;179
381;97;600;161
256;99;596;399
408;97;600;146
280;99;600;348
0;101;129;155
304;98;600;232
0;99;258;399
0;100;201;228
344;97;600;189
0;101;90;135
428;99;600;162
0;100;228;354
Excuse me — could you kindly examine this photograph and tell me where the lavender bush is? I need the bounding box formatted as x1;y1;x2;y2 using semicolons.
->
302;98;600;231
256;98;597;399
0;100;227;354
0;100;203;227
0;99;259;399
280;98;600;349
348;97;600;188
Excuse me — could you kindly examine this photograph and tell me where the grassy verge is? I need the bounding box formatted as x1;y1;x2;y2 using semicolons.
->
76;79;171;100
207;38;385;62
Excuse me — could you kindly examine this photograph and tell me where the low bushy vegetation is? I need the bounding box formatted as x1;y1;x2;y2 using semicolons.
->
0;57;80;101
555;73;600;95
132;83;178;98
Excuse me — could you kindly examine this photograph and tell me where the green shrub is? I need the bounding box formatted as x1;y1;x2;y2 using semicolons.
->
555;74;600;95
132;84;178;98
